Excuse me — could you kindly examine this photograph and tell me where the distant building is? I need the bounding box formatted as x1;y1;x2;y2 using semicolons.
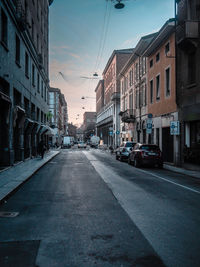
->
83;112;96;140
96;49;134;147
49;87;68;144
0;0;54;166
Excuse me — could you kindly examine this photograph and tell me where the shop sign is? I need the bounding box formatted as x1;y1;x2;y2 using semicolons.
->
170;121;180;135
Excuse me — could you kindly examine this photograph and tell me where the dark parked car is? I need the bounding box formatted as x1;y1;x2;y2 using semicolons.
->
128;143;163;168
116;142;136;161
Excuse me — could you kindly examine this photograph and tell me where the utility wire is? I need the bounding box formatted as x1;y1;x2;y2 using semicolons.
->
93;0;109;74
96;0;112;71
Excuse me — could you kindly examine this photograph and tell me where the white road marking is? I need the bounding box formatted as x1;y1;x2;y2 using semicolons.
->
136;168;200;194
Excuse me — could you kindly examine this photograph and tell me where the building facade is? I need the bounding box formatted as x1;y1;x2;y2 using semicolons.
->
0;0;54;166
96;49;133;148
49;87;68;145
176;0;200;166
144;19;178;164
119;33;156;144
83;111;96;141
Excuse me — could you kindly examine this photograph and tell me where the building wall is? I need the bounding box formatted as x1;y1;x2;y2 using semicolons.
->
0;0;51;165
147;33;176;116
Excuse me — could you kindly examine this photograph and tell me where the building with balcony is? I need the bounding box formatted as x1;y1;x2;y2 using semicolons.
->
96;49;133;147
119;33;156;144
0;0;54;166
176;0;200;166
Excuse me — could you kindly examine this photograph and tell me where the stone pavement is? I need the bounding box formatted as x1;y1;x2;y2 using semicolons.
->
0;150;60;203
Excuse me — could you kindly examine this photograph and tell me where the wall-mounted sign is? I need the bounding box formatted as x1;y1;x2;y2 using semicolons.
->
170;121;180;135
146;118;152;134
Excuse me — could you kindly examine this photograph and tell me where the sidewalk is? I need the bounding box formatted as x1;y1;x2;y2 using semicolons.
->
164;163;200;179
0;150;60;203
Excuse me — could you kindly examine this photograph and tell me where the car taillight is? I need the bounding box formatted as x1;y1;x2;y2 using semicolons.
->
122;148;127;152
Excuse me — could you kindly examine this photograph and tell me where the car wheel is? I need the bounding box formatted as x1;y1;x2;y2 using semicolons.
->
159;163;163;169
134;158;140;168
128;158;132;165
116;155;118;160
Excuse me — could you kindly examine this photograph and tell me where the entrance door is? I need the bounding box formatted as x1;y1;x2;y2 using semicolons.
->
162;127;173;162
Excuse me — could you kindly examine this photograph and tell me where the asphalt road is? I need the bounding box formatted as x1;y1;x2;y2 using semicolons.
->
0;147;200;267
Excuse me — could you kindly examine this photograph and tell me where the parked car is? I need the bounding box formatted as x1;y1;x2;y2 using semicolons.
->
128;143;163;168
116;142;136;161
78;141;87;149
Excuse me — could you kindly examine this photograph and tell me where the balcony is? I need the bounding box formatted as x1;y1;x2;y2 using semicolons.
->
176;21;199;50
111;92;120;101
120;109;136;123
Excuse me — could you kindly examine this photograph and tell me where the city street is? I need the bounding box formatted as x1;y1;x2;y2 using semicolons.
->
0;147;200;267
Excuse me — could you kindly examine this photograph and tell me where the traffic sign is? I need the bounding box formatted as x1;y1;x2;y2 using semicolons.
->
170;121;180;135
146;118;152;134
116;130;120;135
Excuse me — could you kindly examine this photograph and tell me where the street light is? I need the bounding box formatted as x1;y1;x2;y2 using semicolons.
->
81;96;96;100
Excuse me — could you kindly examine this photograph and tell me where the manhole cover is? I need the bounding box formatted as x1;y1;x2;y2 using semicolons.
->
0;212;19;218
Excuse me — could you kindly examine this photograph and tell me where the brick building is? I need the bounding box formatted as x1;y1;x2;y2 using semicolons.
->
96;49;133;147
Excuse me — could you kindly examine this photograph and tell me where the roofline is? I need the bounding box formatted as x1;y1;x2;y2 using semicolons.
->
102;49;134;75
118;32;158;78
143;18;175;57
95;79;104;92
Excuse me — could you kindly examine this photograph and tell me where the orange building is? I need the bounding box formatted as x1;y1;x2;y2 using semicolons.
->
144;19;178;164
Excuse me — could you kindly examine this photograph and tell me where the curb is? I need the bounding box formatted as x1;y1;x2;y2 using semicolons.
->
0;151;60;205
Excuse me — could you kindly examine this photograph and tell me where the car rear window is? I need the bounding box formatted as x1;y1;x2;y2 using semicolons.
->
141;145;160;150
125;142;135;147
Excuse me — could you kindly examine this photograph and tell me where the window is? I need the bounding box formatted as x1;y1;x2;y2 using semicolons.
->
32;64;35;86
165;68;170;96
15;34;20;65
150;80;153;103
165;42;170;54
156;75;160;100
156;53;160;62
37;73;40;93
1;8;8;48
25;52;29;77
188;52;196;85
150;59;153;68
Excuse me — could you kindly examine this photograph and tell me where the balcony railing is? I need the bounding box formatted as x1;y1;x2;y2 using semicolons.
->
176;21;199;48
120;109;136;123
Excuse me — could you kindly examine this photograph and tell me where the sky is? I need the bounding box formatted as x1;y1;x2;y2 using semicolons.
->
49;0;174;126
